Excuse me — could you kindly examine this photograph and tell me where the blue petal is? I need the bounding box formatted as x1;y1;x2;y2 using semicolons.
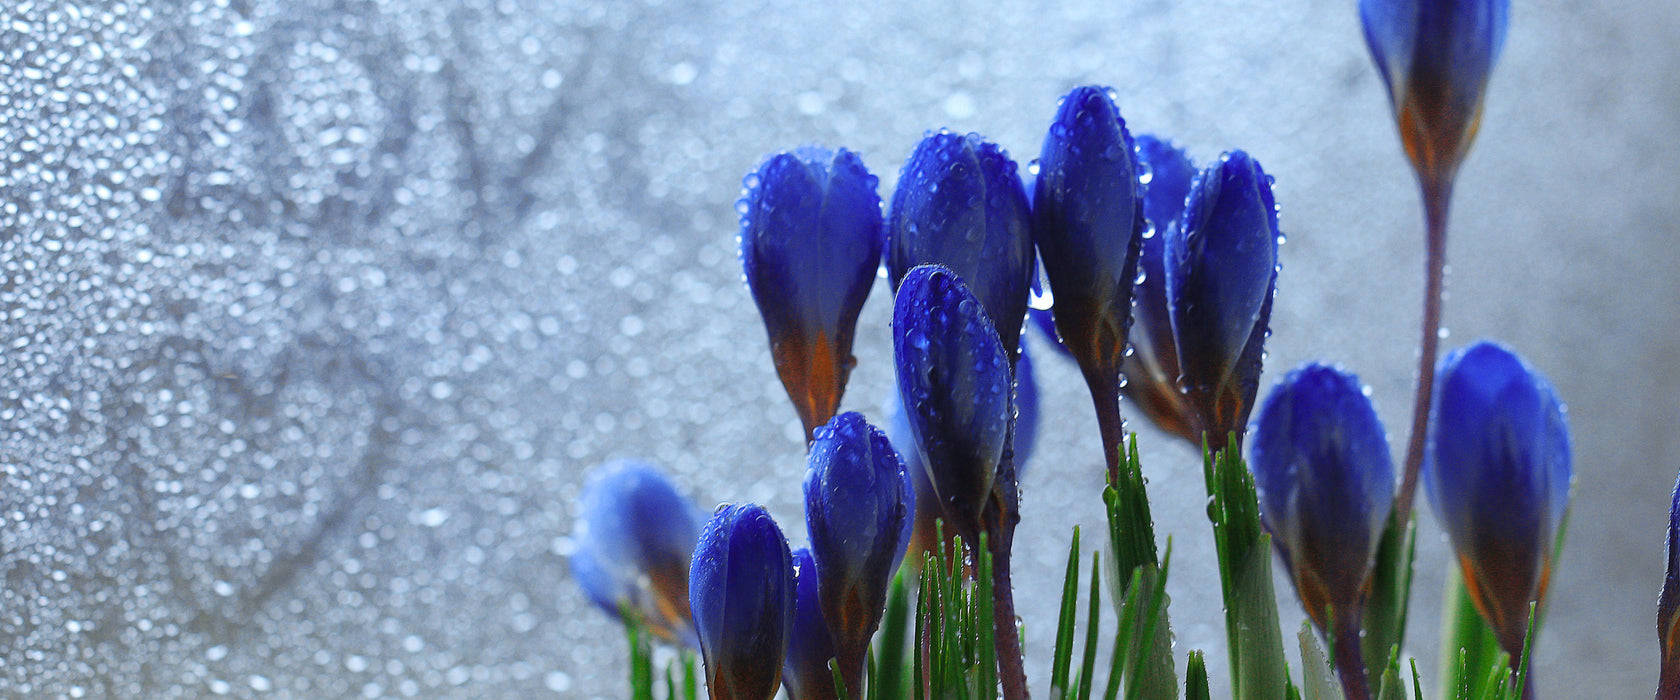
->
892;264;1012;541
740;146;884;439
887;132;1034;355
1249;362;1395;630
1165;150;1280;443
1424;340;1570;655
569;460;704;645
1032;86;1144;382
804;412;914;659
784;548;838;700
690;503;796;699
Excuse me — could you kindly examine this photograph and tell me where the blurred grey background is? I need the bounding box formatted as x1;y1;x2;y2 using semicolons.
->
0;0;1674;697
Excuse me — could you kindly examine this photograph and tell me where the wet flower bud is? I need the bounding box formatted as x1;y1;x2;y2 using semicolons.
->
783;548;838;700
804;412;914;690
740;146;884;442
1250;363;1396;635
1032;85;1145;400
568;460;704;645
690;503;796;700
1359;0;1509;188
1122;134;1199;444
892;264;1012;544
887;132;1034;356
1424;341;1571;660
1165;150;1280;449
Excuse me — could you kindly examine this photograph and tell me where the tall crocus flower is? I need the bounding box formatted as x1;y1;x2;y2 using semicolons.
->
568;460;704;645
739;146;884;443
1122;134;1199;445
1032;85;1144;480
1360;0;1509;524
690;504;797;700
887;131;1034;358
1165;150;1280;452
1359;0;1508;192
1250;363;1396;700
1424;341;1570;671
892;264;1012;545
784;548;838;700
804;411;915;693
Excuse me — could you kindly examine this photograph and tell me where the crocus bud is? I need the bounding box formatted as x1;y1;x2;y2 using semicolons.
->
887;132;1034;356
1032;86;1145;400
1359;0;1509;189
1660;471;1680;700
804;412;914;691
1250;364;1396;636
1424;341;1571;661
1165;150;1280;450
740;146;884;442
784;548;838;700
1122;134;1199;444
568;460;704;645
892;264;1012;545
690;504;797;700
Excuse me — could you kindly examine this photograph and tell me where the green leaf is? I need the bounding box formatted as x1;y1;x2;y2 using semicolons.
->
1438;567;1503;699
1298;622;1343;700
874;569;913;700
1105;436;1178;699
1363;511;1417;675
1186;651;1212;700
1076;550;1102;700
1052;527;1083;697
1202;437;1289;700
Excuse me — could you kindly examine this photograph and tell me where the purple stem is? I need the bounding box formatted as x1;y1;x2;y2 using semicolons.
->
1394;178;1452;524
1332;613;1373;700
1083;366;1125;485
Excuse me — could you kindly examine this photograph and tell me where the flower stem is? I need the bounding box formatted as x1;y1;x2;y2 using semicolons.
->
1395;178;1453;524
1332;613;1373;700
985;445;1029;700
1083;366;1125;485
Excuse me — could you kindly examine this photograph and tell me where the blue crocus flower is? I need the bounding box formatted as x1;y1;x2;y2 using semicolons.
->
1660;472;1680;700
1122;134;1199;445
892;264;1013;545
1165;150;1280;451
804;411;914;693
1249;363;1395;697
784;548;838;700
690;503;797;700
739;146;884;442
1424;341;1570;662
887;131;1034;357
1359;0;1508;189
568;460;705;645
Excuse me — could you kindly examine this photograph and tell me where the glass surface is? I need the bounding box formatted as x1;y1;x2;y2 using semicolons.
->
0;0;1674;697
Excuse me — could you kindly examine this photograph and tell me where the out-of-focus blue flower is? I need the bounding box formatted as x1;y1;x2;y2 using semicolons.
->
1031;86;1144;399
887;131;1034;356
1659;472;1680;700
690;503;796;700
1122;134;1199;444
1359;0;1508;188
739;146;884;441
1165;150;1280;449
804;411;914;690
1424;341;1570;659
1013;342;1040;465
1249;363;1395;636
892;264;1013;544
784;548;838;700
568;460;705;645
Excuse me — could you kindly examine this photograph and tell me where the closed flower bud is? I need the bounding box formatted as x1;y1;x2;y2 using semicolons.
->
1122;134;1199;444
892;264;1013;545
690;503;797;700
784;548;839;700
1250;363;1396;636
1032;86;1145;399
568;460;705;645
1359;0;1509;188
1424;341;1571;660
740;146;884;442
1660;471;1680;699
1165;150;1280;450
804;411;915;691
887;132;1034;356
